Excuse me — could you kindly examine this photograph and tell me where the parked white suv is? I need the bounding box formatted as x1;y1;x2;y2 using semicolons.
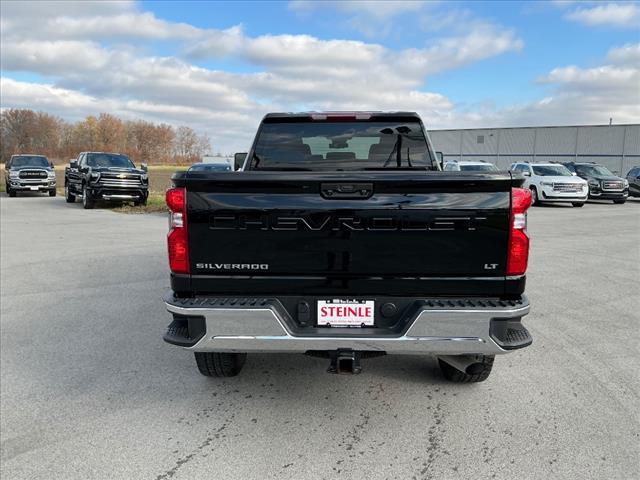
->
443;161;499;172
510;162;588;207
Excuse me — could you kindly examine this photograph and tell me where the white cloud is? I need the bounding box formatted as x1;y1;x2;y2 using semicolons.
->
290;1;431;37
607;42;640;64
0;76;268;151
0;77;106;113
46;12;202;40
1;0;135;18
397;26;523;77
0;0;233;43
521;45;640;125
565;2;640;28
0;1;637;153
181;26;246;59
0;41;111;75
541;65;639;94
289;0;426;20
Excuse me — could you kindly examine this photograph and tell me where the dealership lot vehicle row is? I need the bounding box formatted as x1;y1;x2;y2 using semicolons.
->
1;195;638;479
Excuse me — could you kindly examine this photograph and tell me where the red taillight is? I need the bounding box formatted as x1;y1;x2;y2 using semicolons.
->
166;187;189;274
166;187;185;212
507;187;532;276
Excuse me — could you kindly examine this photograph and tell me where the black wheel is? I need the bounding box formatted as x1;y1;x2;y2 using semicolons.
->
49;189;56;197
65;184;76;203
194;352;247;377
438;355;494;383
572;202;584;207
613;199;626;204
8;187;16;197
134;197;147;207
82;185;94;209
530;187;539;206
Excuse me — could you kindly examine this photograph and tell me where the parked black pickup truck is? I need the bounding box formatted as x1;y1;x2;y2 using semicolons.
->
65;152;149;209
163;112;533;382
4;154;57;197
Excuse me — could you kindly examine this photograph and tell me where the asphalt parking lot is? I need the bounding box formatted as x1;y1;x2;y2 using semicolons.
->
1;194;638;480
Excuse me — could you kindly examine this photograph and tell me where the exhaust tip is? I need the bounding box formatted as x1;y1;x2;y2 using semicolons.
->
465;363;486;375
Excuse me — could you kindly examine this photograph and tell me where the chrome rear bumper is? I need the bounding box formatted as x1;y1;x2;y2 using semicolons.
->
164;293;531;355
101;194;139;200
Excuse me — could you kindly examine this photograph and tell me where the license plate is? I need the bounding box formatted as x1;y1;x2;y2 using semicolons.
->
317;299;374;327
29;186;39;191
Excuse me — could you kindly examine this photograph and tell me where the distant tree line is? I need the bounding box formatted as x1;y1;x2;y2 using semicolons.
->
0;109;211;165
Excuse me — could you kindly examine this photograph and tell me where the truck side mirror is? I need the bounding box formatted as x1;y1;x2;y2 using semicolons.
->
50;161;55;168
141;163;148;172
70;160;78;169
234;152;247;171
523;171;531;177
435;151;443;169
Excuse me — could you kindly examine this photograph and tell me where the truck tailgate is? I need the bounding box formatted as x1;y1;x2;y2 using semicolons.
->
175;171;523;297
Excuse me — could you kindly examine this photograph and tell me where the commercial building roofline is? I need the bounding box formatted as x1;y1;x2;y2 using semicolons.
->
431;123;639;132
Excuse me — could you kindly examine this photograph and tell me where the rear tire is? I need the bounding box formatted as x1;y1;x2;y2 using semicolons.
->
82;185;94;209
572;202;584;207
438;355;494;383
613;199;626;204
65;184;76;203
530;187;539;206
195;352;247;377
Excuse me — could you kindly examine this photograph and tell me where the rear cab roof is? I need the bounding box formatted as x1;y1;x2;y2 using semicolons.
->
261;111;422;123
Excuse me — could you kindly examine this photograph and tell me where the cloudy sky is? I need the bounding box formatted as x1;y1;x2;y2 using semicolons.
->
1;0;639;152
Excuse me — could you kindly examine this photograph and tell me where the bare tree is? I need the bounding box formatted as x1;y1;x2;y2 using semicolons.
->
1;109;38;162
197;133;212;157
1;108;210;165
174;126;199;160
96;113;126;152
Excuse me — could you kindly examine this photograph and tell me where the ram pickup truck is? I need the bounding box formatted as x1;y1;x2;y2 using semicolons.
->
4;154;57;197
163;112;533;382
65;152;149;209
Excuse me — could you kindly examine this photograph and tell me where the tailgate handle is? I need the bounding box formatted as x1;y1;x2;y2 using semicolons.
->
321;183;373;199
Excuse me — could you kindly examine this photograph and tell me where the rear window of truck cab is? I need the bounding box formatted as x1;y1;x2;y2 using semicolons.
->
250;120;438;171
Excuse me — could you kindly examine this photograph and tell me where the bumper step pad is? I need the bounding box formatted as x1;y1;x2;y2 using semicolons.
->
163;315;206;347
489;320;532;350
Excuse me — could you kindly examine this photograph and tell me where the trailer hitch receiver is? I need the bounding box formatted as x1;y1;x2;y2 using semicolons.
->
328;350;362;374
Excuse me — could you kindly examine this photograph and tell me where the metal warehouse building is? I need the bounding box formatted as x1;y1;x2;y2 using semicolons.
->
429;124;640;176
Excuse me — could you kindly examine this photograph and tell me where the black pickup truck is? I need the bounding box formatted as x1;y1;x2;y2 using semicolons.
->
65;152;149;209
163;112;533;382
